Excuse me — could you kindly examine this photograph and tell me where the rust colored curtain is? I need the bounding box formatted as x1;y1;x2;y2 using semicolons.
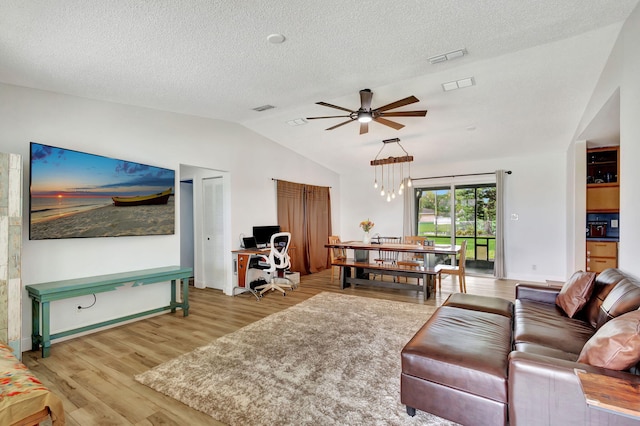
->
277;180;331;275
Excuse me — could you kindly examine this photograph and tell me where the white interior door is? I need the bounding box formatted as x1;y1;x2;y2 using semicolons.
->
202;177;224;289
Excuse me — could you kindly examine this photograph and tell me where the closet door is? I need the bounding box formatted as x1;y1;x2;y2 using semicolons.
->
202;176;224;290
0;152;22;356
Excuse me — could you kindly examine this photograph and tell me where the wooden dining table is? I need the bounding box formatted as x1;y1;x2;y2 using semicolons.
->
325;241;461;300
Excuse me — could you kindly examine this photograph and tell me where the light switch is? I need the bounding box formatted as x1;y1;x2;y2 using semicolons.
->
510;213;519;221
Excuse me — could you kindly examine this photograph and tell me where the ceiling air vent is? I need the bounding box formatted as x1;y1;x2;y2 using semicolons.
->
442;77;475;92
428;48;467;65
252;105;275;112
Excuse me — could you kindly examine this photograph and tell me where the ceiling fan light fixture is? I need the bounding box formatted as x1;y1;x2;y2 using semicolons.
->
308;89;426;134
357;110;373;123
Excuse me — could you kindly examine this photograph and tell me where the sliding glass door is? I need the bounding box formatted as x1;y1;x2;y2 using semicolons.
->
415;183;496;274
417;188;452;244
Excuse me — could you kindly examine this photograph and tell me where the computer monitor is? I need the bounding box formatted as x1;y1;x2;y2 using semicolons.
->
253;225;281;245
242;236;258;249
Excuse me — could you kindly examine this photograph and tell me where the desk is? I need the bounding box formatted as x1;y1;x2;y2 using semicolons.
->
26;266;192;358
325;242;460;300
232;248;270;300
232;247;297;299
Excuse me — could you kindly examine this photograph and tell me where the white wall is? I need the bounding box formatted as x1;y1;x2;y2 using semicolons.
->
566;140;587;273
0;83;339;351
340;152;567;282
573;2;640;277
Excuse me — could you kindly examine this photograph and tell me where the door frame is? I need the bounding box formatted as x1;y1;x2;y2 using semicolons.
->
179;164;232;294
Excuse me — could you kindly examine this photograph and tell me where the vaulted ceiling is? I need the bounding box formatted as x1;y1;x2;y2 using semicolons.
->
1;0;637;174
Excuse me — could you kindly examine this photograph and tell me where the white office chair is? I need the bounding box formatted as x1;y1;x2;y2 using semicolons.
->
250;232;294;296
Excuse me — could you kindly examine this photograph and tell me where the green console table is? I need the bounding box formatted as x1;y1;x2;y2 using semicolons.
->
26;265;192;358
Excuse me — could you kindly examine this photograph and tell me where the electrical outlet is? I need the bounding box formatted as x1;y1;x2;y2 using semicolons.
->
510;213;519;221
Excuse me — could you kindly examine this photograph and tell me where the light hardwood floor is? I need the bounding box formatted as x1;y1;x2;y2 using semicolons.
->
23;269;523;425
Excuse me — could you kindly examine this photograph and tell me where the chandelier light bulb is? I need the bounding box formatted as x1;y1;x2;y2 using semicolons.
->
391;191;396;199
380;186;385;196
373;165;378;189
407;177;413;188
386;194;391;202
400;181;405;190
398;187;403;195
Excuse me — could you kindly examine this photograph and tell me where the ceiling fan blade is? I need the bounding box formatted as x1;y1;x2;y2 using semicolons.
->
379;110;428;117
374;116;405;130
359;89;373;110
325;119;355;131
306;114;352;120
316;101;355;113
359;121;369;135
375;95;420;113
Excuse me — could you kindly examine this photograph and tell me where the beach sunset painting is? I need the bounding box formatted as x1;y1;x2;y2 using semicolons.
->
29;142;175;240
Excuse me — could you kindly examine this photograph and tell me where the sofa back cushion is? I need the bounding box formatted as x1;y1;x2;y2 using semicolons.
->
583;268;627;328
596;278;640;329
578;310;640;370
555;271;596;318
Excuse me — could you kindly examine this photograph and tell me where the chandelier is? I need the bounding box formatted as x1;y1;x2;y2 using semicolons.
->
371;138;413;202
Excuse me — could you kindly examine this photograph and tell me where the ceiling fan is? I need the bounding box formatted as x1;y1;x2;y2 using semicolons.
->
306;89;428;135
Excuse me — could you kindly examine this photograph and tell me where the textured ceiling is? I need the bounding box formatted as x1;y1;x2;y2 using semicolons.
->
1;0;637;173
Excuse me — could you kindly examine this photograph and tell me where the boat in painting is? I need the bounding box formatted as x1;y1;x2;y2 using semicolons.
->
112;188;172;207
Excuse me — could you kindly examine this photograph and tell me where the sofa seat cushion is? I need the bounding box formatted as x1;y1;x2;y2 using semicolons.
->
442;293;514;318
514;342;579;362
401;306;512;403
514;299;594;355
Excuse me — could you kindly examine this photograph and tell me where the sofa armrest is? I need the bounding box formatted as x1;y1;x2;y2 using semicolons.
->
508;351;639;426
515;283;560;304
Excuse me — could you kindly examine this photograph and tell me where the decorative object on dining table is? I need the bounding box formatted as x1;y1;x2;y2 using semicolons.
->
360;218;374;243
371;138;413;202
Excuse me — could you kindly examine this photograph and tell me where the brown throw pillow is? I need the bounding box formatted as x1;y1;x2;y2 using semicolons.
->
578;310;640;370
555;271;596;318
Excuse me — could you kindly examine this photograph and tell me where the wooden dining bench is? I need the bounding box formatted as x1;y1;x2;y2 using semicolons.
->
26;265;192;358
331;259;440;300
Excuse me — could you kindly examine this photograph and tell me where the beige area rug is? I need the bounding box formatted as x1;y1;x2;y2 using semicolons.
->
135;292;458;425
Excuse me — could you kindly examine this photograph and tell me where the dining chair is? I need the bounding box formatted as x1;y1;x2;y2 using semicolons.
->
399;236;427;263
372;235;401;281
397;236;427;283
328;235;347;283
373;235;401;265
435;240;468;293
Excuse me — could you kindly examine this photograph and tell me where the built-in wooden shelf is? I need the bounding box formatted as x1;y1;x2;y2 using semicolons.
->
575;369;640;418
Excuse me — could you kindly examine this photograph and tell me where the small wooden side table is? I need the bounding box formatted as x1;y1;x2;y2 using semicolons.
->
575;368;640;418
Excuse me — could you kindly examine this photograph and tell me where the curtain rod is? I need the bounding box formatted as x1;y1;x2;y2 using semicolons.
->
412;170;512;181
271;178;332;189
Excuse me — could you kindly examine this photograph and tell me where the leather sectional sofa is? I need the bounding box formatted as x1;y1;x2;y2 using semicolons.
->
401;268;640;426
